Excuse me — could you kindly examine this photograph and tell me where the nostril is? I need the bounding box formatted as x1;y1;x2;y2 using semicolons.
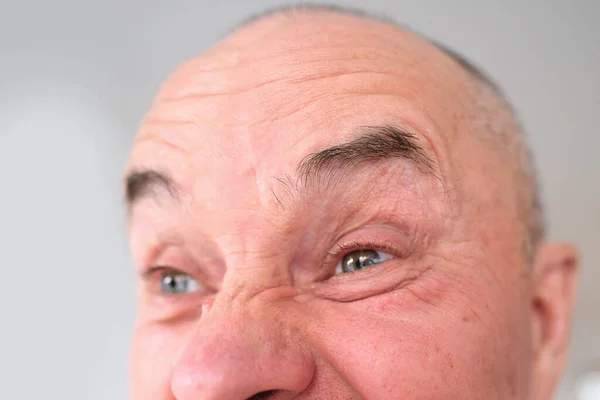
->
247;389;278;400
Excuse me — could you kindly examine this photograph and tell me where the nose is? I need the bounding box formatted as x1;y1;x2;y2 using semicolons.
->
170;291;315;400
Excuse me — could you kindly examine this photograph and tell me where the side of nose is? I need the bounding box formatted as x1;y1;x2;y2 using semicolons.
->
170;295;315;400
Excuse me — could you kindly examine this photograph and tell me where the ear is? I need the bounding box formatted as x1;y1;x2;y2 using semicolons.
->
531;242;578;400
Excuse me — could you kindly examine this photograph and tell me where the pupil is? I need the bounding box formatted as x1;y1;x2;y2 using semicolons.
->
162;273;186;293
357;256;374;267
344;249;380;272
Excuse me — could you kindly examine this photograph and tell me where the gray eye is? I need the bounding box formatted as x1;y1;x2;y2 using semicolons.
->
160;271;200;294
335;249;392;275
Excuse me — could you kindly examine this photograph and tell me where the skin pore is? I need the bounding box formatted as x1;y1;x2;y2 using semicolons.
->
126;7;578;400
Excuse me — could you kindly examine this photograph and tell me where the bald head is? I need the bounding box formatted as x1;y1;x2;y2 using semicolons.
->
236;4;503;93
127;7;578;400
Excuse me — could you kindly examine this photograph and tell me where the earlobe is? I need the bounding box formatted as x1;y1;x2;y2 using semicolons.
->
531;242;578;399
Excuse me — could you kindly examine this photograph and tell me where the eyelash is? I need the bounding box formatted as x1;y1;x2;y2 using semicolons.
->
325;240;403;264
142;265;173;280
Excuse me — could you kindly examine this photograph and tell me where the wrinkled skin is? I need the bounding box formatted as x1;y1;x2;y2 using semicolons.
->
126;12;578;400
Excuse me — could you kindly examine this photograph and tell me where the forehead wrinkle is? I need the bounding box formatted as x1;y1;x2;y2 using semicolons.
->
153;30;438;104
254;70;454;132
148;51;463;136
127;131;194;181
171;43;403;77
155;66;415;107
147;29;468;141
153;66;396;113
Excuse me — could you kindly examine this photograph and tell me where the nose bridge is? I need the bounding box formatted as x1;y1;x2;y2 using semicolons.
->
170;284;314;400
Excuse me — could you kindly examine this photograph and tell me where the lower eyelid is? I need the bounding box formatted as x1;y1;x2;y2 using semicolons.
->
143;295;205;323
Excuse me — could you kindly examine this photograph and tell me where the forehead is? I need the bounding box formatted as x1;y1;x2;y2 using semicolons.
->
128;15;475;200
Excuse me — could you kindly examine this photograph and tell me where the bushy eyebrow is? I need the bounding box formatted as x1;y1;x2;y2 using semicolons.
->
295;124;435;189
125;169;178;211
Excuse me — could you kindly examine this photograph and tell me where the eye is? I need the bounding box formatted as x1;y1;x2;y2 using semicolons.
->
335;249;393;275
159;270;201;294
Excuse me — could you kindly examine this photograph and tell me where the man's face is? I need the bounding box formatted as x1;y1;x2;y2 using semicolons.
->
126;13;575;400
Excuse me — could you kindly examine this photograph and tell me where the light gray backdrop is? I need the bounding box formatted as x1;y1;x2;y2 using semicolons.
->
0;0;598;399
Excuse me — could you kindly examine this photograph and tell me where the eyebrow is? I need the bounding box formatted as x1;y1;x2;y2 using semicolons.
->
125;125;434;210
295;124;434;189
125;169;178;211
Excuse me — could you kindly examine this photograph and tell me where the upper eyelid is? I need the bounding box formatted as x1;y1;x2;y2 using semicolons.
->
322;224;415;262
141;242;225;284
325;241;401;263
142;247;203;279
141;265;177;280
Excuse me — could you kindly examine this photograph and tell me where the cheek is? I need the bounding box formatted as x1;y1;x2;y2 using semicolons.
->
130;322;189;399
305;272;530;400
